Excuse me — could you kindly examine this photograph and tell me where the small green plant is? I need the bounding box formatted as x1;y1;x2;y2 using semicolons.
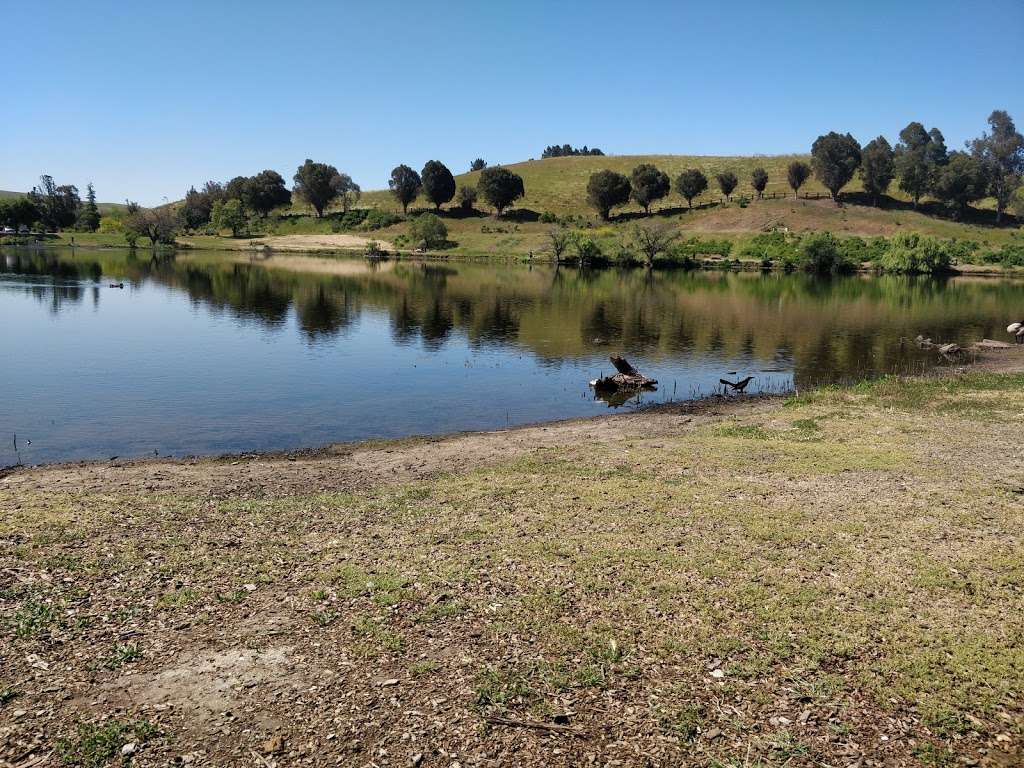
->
13;600;60;638
56;719;156;768
216;588;247;604
106;642;141;669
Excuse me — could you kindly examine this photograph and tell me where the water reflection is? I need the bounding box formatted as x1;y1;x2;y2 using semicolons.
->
3;247;1022;463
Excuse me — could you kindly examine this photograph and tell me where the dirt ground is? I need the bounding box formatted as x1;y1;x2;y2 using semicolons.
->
1;349;1023;767
255;234;392;252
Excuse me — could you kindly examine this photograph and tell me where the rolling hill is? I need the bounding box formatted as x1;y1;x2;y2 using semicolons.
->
358;153;946;216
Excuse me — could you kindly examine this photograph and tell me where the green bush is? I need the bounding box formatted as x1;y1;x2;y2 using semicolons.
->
362;209;402;230
738;232;799;265
795;232;855;273
409;212;448;249
539;210;558;223
979;243;1024;266
672;237;732;259
878;232;954;274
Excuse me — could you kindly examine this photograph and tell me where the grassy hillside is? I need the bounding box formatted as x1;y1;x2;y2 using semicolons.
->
357;154;997;217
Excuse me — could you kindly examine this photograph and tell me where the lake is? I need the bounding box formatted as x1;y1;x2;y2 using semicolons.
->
2;247;1021;465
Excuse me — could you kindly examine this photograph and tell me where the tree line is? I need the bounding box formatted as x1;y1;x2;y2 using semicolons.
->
0;177;100;233
540;144;605;159
582;110;1023;223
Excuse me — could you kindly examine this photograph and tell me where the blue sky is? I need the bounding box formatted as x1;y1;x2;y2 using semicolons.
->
2;0;1021;205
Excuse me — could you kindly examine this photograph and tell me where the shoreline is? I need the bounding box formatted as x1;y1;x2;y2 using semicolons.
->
6;346;1022;478
4;238;1024;276
3;345;1023;766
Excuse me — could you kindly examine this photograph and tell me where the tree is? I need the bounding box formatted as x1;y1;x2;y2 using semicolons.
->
211;198;247;237
716;171;738;201
632;223;678;266
224;176;248;201
970;109;1024;223
787;161;811;198
0;197;39;230
389;165;422;215
457;185;477;212
675;169;708;209
421;160;456;211
331;173;361;213
477;166;525;216
541;144;604;158
811;132;862;201
860;136;895;206
29;175;80;230
894;122;945;209
293;159;342;217
77;183;101;231
244;170;291;217
126;206;177;246
586;170;631;220
630;164;670;214
179;186;213;229
751;168;768;199
409;212;448;248
547;227;572;260
932;151;988;219
470;158;487;172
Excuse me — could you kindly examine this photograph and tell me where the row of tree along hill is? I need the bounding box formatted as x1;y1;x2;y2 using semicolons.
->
583;110;1023;222
0;177;101;233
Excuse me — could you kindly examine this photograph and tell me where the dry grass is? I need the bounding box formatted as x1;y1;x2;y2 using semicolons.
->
2;369;1023;766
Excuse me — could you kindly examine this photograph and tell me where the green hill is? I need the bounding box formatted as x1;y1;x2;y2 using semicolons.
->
358;153;938;216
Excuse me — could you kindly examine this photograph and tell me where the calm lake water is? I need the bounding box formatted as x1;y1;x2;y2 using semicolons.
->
3;247;1022;465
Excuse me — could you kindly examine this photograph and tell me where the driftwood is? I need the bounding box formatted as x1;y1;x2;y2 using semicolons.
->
974;339;1014;350
589;356;657;393
915;336;962;357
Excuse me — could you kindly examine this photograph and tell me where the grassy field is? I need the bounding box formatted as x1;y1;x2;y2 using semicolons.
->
2;359;1023;766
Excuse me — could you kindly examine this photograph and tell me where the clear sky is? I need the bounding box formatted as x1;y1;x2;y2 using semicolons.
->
3;0;1021;206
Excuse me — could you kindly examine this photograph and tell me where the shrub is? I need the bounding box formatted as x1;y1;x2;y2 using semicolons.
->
409;212;448;249
795;232;855;273
673;237;733;259
362;209;402;230
738;232;799;265
338;209;369;229
539;210;558;223
878;232;954;273
571;234;603;265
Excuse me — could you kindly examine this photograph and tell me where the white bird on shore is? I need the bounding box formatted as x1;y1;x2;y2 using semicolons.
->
1009;322;1024;344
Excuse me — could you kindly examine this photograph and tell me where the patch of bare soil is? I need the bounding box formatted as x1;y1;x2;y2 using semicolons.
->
256;234;392;252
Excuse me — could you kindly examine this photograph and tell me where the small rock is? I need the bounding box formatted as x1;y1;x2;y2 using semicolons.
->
410;754;424;767
243;583;257;592
710;668;725;679
380;678;400;687
263;735;285;754
704;727;722;740
121;743;137;757
13;709;27;718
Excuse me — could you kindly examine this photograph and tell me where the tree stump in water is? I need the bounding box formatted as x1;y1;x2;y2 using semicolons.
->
590;356;657;392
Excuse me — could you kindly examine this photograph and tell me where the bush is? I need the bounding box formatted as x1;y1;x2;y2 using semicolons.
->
673;237;733;259
978;243;1024;267
409;212;448;249
539;210;558;223
738;232;799;265
878;232;954;274
795;232;855;273
571;234;603;265
362;209;402;230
